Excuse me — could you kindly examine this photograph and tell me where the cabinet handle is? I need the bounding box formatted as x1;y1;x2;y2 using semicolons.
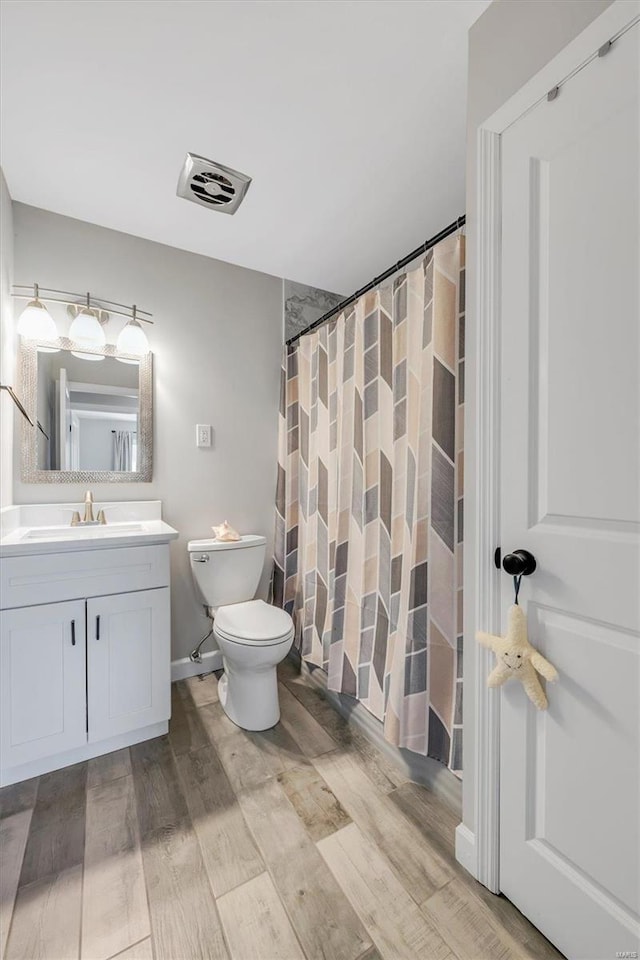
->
96;615;101;640
71;619;76;646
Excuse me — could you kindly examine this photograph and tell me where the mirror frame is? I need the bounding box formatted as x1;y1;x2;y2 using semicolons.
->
20;336;153;483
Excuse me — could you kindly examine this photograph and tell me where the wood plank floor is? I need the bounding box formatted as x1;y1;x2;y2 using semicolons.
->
0;661;564;960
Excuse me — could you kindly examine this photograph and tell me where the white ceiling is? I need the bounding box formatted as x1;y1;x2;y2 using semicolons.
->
0;0;489;294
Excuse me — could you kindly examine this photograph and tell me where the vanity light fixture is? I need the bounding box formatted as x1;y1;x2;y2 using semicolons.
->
16;284;59;351
116;305;150;363
11;285;154;356
69;293;106;361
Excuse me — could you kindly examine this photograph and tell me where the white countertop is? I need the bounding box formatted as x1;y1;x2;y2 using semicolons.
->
0;501;179;557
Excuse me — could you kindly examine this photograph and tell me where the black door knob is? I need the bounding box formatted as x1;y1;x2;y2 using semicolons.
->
502;549;536;577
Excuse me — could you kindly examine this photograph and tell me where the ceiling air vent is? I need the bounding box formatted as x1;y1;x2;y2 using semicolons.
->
176;153;252;215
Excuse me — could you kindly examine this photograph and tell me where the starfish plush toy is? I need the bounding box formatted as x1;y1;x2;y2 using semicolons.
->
477;604;558;709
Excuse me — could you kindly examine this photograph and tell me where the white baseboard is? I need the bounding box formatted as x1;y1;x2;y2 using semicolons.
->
171;649;223;682
455;823;478;879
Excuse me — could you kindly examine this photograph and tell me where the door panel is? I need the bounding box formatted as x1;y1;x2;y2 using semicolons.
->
522;604;638;911
102;606;153;717
0;600;87;768
87;588;170;742
547;129;636;524
499;18;639;960
529;107;638;528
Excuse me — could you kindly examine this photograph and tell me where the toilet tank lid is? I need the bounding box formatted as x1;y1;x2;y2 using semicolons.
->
188;534;266;553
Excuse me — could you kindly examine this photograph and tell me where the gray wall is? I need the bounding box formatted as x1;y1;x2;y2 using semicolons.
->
467;0;614;129
0;171;15;508
11;203;284;662
462;0;613;840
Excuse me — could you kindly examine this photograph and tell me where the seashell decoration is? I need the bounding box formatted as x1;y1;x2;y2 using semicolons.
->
212;520;241;542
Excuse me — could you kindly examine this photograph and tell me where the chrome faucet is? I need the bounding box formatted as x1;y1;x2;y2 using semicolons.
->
70;492;107;526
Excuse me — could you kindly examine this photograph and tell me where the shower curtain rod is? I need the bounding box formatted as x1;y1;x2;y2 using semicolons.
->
286;214;465;346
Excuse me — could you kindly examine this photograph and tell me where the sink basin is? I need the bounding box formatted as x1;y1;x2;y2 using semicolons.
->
0;501;179;557
21;522;146;541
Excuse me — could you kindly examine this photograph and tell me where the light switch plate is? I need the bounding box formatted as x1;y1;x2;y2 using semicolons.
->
196;424;212;448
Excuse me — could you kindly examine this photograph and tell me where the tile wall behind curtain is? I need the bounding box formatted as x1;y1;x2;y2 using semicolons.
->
275;235;465;772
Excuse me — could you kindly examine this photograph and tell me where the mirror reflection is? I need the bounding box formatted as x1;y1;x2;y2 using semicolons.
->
36;350;140;472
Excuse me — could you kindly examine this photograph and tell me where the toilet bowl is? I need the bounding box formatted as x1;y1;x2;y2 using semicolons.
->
215;600;294;730
187;535;294;731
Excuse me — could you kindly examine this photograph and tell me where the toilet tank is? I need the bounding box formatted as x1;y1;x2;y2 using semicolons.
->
188;535;267;608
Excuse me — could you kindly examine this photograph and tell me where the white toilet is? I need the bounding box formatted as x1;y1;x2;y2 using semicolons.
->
187;534;294;731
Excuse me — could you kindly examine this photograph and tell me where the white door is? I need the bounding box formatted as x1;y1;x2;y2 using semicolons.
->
87;587;170;742
0;600;87;769
499;17;639;960
58;367;71;470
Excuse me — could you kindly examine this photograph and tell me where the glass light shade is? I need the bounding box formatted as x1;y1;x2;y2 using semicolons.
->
17;300;60;352
69;308;106;361
116;319;149;363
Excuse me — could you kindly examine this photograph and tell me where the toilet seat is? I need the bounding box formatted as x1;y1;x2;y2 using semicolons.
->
214;599;293;646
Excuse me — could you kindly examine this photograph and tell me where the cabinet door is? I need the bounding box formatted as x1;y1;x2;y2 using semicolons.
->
0;600;87;768
87;588;170;742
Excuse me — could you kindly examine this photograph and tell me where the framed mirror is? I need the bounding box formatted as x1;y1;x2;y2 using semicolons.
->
20;337;152;482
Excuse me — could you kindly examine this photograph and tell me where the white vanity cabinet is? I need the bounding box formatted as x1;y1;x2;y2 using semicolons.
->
0;520;177;787
0;599;88;767
87;588;170;742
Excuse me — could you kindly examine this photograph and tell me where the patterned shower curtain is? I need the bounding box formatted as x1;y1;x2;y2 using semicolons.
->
113;430;133;471
274;235;464;772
